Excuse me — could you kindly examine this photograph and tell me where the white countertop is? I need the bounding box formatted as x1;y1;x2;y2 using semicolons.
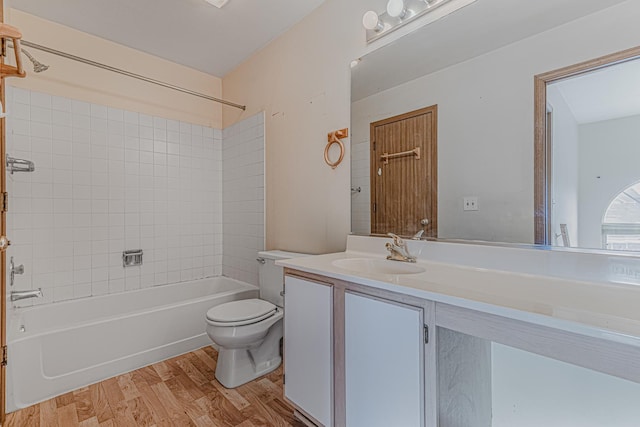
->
278;236;640;349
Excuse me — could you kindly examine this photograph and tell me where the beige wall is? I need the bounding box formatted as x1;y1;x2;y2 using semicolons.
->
222;1;355;254
222;0;474;254
6;9;222;128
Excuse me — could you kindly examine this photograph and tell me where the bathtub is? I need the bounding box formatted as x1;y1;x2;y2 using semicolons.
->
6;276;258;412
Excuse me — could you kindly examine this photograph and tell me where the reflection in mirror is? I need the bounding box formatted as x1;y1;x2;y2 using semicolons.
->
350;0;638;252
544;56;640;251
366;106;438;238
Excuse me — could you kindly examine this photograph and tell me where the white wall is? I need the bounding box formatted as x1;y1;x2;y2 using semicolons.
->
6;86;223;307
578;115;640;248
547;86;579;247
492;343;640;427
350;1;640;244
222;113;265;285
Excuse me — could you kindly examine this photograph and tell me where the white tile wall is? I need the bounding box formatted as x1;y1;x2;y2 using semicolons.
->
5;86;223;307
351;139;371;235
222;112;265;286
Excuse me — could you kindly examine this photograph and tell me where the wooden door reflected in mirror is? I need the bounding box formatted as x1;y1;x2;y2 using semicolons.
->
370;106;438;238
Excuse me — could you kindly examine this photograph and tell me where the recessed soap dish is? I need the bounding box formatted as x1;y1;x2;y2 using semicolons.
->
123;250;143;267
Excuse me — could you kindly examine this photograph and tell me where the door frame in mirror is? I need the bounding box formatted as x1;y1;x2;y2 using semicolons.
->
534;45;640;245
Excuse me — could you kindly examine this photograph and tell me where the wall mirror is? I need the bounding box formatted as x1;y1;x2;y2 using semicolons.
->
534;48;640;250
350;0;637;252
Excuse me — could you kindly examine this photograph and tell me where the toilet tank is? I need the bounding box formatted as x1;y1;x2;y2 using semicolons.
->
258;250;309;308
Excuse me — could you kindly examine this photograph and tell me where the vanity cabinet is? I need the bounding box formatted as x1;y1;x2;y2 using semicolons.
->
344;291;428;427
283;275;333;427
284;269;491;427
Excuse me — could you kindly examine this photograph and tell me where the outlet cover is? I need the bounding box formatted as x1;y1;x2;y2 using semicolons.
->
463;197;478;211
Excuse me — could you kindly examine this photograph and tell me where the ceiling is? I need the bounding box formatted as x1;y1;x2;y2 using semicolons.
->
10;0;326;77
352;0;629;101
554;58;640;124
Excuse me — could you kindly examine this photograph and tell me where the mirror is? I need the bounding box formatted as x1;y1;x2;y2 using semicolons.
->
350;0;636;251
536;50;640;250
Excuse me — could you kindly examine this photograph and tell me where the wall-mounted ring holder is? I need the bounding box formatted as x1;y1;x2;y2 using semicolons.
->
325;128;348;170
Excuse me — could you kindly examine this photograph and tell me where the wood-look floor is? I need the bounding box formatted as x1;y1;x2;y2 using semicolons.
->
5;346;305;427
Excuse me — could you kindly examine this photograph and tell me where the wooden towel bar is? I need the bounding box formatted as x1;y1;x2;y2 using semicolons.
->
381;147;421;164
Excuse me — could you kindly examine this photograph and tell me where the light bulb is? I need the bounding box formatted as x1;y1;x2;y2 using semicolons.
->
386;0;407;18
362;11;383;31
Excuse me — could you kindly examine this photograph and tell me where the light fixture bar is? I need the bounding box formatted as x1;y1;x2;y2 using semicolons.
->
363;0;477;43
204;0;230;9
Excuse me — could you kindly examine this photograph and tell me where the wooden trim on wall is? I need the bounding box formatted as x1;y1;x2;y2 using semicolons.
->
534;45;640;244
533;76;548;245
0;80;5;427
1;0;7;422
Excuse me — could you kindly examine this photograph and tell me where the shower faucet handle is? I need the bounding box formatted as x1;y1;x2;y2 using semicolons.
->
11;257;24;274
10;256;24;287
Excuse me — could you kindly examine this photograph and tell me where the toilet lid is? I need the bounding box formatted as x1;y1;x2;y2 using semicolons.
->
206;299;277;324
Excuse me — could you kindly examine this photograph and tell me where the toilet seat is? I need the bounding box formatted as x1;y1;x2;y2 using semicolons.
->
206;299;277;327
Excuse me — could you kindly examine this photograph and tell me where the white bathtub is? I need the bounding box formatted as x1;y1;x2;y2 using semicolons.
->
6;276;258;412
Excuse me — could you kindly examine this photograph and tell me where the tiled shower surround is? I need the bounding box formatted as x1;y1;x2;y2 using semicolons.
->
5;87;263;307
222;113;265;285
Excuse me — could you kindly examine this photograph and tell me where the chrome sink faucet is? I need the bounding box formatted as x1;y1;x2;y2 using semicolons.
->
386;233;417;263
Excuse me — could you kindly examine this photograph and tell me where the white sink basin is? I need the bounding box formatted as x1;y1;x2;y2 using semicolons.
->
332;258;426;275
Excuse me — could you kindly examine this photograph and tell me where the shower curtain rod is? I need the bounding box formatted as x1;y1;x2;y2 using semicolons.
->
19;40;246;111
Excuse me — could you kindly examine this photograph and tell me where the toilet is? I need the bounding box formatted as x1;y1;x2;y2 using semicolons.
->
205;250;307;388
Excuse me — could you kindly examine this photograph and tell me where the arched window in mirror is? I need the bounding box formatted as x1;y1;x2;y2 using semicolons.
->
602;182;640;251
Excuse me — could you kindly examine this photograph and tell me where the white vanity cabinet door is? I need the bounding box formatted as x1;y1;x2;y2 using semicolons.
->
345;292;424;427
284;276;333;427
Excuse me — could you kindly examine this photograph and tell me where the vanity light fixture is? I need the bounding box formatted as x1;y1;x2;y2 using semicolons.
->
204;0;230;8
362;11;384;32
387;0;408;19
363;0;470;43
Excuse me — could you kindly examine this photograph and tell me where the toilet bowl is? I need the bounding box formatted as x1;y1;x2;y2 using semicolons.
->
206;299;284;388
205;250;307;388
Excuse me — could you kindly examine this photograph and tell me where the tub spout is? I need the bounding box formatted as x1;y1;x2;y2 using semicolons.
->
11;288;42;302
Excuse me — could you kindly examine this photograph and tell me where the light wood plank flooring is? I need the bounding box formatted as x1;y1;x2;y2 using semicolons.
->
6;346;304;427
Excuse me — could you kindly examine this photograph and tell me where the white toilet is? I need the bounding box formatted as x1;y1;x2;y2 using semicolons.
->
205;250;306;388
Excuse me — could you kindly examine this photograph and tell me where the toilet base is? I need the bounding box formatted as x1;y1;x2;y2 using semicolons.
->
214;320;283;388
215;348;281;388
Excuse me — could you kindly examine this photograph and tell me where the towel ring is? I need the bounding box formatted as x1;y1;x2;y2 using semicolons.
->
324;135;345;169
